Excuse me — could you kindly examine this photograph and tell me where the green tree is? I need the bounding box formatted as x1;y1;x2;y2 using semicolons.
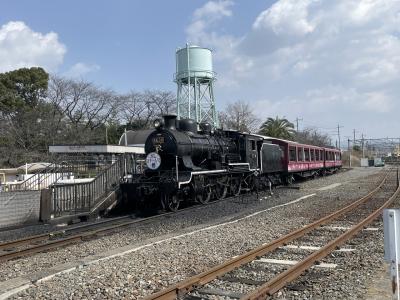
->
0;67;49;114
259;116;295;139
0;67;50;166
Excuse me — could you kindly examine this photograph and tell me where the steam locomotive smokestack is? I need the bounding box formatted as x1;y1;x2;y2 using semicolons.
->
163;115;177;130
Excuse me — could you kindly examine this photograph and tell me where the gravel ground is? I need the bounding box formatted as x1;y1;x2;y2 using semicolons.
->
270;180;399;300
270;218;390;299
189;178;397;300
4;167;388;299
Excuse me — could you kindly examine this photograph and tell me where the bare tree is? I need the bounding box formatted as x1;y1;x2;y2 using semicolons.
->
219;100;259;132
117;90;177;130
145;90;176;116
59;80;118;130
294;127;331;147
46;76;122;143
118;91;154;129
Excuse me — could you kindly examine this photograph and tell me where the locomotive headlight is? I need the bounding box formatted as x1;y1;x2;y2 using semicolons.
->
154;119;162;129
146;152;161;170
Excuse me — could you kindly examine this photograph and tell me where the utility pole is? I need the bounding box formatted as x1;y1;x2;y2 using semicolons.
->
353;129;356;143
348;139;351;167
362;134;365;158
337;124;342;150
295;117;303;132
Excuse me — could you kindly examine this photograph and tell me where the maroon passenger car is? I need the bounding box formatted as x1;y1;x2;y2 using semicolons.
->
262;138;342;180
323;147;342;169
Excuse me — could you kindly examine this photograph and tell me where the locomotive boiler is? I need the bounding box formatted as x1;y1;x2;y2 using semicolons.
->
145;115;238;171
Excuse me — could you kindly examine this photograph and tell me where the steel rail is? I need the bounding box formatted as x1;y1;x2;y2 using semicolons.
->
0;214;137;250
0;211;180;262
0;187;267;262
242;178;400;299
142;172;390;300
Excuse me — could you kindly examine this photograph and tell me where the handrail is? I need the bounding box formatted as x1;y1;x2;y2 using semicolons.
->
6;155;117;191
51;155;132;217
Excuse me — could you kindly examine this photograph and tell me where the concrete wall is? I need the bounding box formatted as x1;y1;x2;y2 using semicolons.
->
0;191;41;228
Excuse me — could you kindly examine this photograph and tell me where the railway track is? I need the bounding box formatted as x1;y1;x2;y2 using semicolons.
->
0;185;269;263
0;213;151;262
143;169;398;300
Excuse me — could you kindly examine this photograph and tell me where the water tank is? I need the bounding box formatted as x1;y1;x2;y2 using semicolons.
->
176;45;214;82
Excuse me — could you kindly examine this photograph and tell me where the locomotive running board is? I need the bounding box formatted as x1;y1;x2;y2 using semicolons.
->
178;170;227;188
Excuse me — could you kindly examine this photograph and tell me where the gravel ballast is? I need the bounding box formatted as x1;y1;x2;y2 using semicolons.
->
3;167;391;299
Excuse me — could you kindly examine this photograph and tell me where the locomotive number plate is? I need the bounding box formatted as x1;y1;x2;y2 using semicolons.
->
152;136;165;144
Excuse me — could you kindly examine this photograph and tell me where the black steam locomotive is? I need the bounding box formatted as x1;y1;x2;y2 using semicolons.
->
120;115;284;211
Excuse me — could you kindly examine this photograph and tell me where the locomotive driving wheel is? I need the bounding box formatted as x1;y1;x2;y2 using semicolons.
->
214;176;228;199
230;176;242;196
191;177;212;205
163;193;180;212
196;185;212;204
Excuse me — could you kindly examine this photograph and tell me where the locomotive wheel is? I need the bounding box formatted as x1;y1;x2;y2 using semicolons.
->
286;175;294;185
230;176;242;196
191;180;212;205
214;176;228;199
196;185;212;204
241;175;256;192
163;194;180;212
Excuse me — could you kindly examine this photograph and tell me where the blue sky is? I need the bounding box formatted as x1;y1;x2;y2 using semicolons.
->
0;1;271;92
1;0;400;140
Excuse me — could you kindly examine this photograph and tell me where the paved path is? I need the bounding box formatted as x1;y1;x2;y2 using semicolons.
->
365;263;392;299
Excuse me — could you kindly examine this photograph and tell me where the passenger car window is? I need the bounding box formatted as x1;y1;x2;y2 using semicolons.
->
297;147;304;161
304;148;310;161
289;146;297;161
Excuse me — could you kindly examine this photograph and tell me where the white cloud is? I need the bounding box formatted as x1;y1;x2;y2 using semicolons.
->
0;21;66;72
193;0;233;20
63;62;100;78
252;0;316;36
186;0;236;55
186;0;400;137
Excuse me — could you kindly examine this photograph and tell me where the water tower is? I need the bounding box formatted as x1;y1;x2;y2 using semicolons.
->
175;44;218;128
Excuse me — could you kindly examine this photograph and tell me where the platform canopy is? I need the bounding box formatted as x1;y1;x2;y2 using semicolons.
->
49;145;145;154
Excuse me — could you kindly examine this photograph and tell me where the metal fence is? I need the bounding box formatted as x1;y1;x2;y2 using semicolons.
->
51;154;136;217
6;170;67;192
4;154;118;192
